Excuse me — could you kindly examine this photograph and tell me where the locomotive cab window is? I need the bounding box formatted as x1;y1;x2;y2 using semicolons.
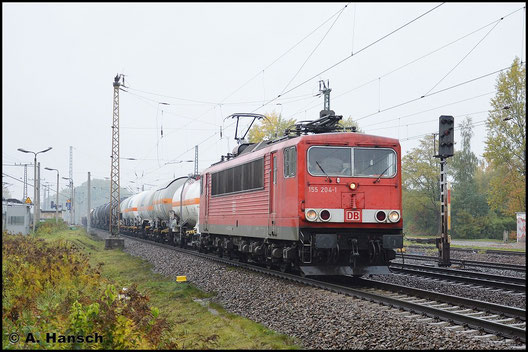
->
353;148;396;178
307;146;396;178
283;146;297;178
308;146;351;177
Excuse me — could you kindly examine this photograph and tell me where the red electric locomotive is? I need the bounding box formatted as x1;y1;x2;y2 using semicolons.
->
198;110;403;276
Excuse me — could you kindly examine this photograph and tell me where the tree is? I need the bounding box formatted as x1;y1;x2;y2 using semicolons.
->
338;116;362;133
449;116;489;238
483;57;526;215
401;134;440;235
247;111;296;143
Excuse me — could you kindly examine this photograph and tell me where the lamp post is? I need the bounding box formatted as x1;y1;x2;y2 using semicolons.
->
62;176;74;225
17;147;52;232
44;167;59;224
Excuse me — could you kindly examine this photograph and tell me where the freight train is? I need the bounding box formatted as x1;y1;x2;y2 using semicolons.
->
91;110;403;276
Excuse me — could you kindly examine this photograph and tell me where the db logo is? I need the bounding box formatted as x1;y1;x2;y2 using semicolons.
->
345;210;361;222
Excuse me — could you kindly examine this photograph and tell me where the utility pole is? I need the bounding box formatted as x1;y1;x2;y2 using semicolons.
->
87;172;91;232
10;163;33;201
107;73;125;249
17;147;52;232
37;162;40;226
434;115;454;267
23;164;28;200
69;146;74;225
194;145;199;176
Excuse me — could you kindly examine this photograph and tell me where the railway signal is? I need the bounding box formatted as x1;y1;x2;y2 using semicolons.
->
434;115;454;267
438;115;454;157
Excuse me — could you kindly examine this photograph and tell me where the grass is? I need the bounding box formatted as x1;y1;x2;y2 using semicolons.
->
36;225;301;349
403;236;525;253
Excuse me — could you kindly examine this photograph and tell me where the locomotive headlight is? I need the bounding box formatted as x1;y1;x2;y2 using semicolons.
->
306;209;318;222
375;210;387;222
319;209;331;222
349;182;358;190
388;210;400;223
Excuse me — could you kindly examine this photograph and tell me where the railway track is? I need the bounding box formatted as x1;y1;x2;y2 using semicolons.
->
102;231;526;343
389;263;526;293
406;245;526;257
395;254;526;273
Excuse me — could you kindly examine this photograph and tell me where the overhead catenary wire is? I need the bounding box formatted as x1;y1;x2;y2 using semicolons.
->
279;3;349;95
119;4;523;185
2;172;71;202
132;63;510;185
123;2;446;177
250;2;446;114
361;91;495;129
355;65;514;123
422;19;503;96
290;5;526;119
365;110;490;133
219;3;351;105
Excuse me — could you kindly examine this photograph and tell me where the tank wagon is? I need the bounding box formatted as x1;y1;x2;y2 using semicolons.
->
116;176;200;244
92;111;403;276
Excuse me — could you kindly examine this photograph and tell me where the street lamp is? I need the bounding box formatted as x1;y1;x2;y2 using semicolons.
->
62;176;74;225
18;147;52;232
44;167;59;224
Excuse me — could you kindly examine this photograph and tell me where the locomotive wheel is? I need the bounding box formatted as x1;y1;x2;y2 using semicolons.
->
279;262;289;273
265;259;273;270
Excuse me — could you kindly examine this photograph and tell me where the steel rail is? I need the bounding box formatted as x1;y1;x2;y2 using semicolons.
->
397;254;526;272
389;263;526;292
406;245;526;256
361;278;526;320
107;231;526;342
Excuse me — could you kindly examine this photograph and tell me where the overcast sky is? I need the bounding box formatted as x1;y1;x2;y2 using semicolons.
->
3;2;526;202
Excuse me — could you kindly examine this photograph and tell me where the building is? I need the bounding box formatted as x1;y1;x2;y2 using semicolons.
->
2;199;32;235
516;212;525;243
41;209;64;221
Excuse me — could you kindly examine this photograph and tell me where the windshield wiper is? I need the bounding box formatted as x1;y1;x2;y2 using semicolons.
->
374;164;393;183
315;161;331;183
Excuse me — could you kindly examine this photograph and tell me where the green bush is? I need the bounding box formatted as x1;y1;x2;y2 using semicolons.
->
2;233;170;349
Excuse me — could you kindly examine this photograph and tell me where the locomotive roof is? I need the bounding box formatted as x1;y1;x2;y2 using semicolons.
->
205;131;400;173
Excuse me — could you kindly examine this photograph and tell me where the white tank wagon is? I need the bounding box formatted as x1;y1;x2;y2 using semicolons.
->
121;193;141;226
137;189;156;226
171;177;200;232
152;177;188;228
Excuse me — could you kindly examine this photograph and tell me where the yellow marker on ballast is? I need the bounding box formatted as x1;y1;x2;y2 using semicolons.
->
176;276;187;282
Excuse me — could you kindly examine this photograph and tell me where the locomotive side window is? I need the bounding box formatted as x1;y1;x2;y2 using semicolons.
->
283;146;297;178
353;148;396;178
211;158;264;196
307;146;352;177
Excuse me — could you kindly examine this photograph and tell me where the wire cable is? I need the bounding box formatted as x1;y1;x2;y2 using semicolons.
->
423;19;502;96
355;65;512;122
251;3;445;114
280;3;349;95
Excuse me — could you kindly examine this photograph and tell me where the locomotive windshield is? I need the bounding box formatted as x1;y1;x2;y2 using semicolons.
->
307;146;396;178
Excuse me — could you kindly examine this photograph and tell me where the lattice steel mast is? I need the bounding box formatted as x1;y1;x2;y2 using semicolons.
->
110;74;124;236
69;146;74;224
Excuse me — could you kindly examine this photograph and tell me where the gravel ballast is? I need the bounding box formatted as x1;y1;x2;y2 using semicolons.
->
91;231;525;350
